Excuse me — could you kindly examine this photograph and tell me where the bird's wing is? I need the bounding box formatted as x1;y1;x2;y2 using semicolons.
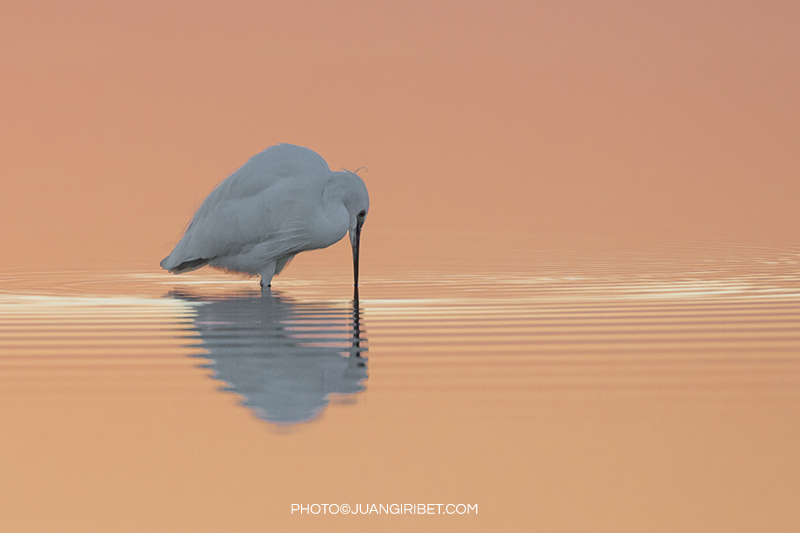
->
161;144;329;271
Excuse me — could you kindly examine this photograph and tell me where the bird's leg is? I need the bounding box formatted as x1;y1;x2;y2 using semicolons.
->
259;262;277;290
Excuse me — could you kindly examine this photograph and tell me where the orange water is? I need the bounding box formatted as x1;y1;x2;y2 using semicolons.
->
1;244;798;532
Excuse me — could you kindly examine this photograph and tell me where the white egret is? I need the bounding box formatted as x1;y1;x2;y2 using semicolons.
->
160;144;369;289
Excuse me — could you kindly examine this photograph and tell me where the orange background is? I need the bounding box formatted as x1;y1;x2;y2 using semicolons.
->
1;0;798;271
2;4;800;531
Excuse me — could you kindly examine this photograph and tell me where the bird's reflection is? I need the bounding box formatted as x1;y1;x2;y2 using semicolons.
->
171;289;367;426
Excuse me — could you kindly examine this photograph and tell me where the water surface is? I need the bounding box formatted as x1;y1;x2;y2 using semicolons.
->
1;246;799;531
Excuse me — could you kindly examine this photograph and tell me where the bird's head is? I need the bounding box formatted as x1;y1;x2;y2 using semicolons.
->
345;173;368;219
339;170;369;246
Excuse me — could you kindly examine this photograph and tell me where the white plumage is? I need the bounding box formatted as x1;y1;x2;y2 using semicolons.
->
161;144;369;288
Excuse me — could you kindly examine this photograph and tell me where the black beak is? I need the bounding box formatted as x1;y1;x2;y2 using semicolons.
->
350;219;363;296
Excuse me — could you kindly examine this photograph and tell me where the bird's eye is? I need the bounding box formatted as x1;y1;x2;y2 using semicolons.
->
358;210;366;218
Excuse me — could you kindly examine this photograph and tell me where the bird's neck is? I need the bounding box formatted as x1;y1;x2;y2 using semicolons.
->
318;174;352;247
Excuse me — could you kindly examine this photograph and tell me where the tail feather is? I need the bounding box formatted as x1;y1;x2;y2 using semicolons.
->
161;256;209;274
